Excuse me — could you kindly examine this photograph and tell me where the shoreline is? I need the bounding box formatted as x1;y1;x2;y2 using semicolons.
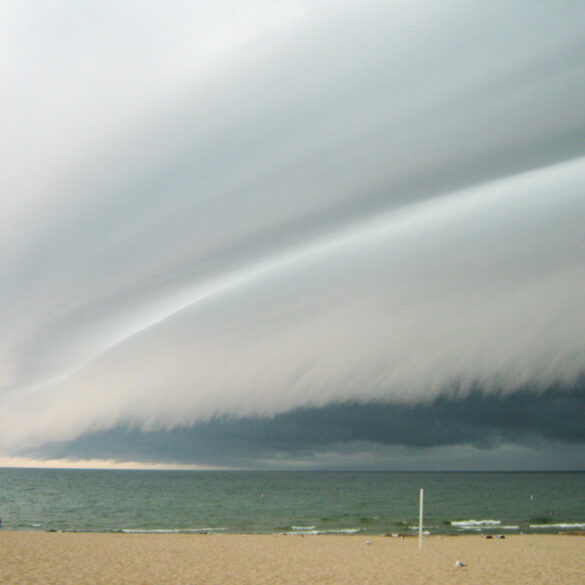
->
2;528;584;536
0;532;583;584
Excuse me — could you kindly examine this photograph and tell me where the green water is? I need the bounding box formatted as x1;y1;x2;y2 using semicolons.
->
0;469;583;534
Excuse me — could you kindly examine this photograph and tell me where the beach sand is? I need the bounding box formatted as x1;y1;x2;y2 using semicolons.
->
0;532;583;585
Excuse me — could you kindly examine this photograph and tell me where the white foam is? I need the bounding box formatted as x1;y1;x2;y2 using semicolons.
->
121;527;226;534
451;519;501;529
408;527;431;535
282;527;361;536
529;523;585;530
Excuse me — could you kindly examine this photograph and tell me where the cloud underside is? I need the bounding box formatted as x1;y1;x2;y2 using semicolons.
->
30;381;585;469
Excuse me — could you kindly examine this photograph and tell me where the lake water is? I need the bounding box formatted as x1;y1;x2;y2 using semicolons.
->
0;469;583;535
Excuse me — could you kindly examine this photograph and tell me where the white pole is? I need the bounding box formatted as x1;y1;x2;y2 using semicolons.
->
418;488;424;549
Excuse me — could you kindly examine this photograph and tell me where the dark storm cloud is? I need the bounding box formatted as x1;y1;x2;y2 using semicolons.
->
32;380;585;469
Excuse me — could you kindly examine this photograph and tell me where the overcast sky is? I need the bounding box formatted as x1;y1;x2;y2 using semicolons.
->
1;1;584;470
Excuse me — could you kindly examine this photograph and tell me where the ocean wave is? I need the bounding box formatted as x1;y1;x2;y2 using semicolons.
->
282;528;361;535
529;523;585;530
120;527;226;534
451;519;501;529
290;525;317;531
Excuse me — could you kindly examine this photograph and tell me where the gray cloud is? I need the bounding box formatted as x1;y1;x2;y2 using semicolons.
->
1;1;584;466
31;380;585;470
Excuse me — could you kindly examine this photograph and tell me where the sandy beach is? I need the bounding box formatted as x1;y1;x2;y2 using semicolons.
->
0;532;583;585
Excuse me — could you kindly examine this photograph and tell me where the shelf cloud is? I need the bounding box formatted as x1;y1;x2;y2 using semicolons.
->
1;1;584;468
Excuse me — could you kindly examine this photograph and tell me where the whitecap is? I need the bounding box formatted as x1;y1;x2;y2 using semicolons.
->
451;520;501;529
529;523;585;530
281;527;361;536
121;527;226;534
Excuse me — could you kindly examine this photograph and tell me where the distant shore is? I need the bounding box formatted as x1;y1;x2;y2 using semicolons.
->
0;532;583;585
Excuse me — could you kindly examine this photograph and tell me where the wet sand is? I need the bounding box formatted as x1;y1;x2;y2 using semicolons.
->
0;532;583;584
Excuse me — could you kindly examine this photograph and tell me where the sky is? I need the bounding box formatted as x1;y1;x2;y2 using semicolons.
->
1;0;584;470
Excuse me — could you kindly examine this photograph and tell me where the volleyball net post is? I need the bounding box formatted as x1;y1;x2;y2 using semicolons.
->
418;488;424;549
